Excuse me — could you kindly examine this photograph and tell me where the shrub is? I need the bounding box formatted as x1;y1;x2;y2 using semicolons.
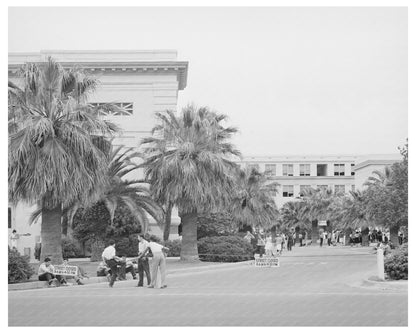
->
163;239;181;257
197;235;254;262
115;235;139;257
8;247;35;284
384;244;408;280
62;238;83;258
197;212;238;240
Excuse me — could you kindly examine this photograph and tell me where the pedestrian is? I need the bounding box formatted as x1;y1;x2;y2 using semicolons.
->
319;231;324;247
9;229;30;251
256;232;266;257
398;230;403;245
275;233;283;255
101;239;124;288
299;232;303;247
327;231;332;246
265;232;274;256
287;233;293;251
143;236;170;289
137;234;151;287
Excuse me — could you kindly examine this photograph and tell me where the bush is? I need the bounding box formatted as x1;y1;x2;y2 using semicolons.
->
115;235;139;257
197;212;238;240
62;238;83;258
197;235;254;262
163;239;181;257
384;244;408;280
8;247;35;284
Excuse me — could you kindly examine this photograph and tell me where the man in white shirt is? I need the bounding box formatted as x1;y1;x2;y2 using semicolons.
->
38;257;65;287
137;234;151;287
101;239;123;287
143;236;170;289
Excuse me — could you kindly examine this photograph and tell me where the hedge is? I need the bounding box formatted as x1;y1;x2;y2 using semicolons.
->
197;235;254;262
8;247;35;284
384;243;408;280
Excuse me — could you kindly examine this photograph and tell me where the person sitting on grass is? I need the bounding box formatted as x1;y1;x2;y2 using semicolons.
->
38;257;65;287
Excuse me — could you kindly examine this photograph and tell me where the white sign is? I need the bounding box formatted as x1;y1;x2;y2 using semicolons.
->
318;220;327;226
53;265;78;276
254;256;280;267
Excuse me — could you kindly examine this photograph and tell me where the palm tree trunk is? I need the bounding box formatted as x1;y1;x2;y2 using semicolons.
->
179;210;199;261
163;202;173;241
90;239;106;262
390;225;399;246
41;204;63;264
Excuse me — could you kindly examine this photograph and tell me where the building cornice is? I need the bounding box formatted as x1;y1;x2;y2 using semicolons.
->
9;61;188;90
353;160;400;172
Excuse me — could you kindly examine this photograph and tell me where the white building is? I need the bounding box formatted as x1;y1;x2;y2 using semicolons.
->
8;50;188;259
238;154;401;209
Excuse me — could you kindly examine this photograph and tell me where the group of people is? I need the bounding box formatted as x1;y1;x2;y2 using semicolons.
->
319;229;345;247
244;230;305;257
101;234;169;288
38;257;88;287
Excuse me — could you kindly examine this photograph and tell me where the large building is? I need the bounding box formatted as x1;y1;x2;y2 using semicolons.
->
8;50;188;259
238;154;401;209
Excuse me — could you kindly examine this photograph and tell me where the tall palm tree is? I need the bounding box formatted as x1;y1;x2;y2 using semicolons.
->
140;106;240;261
279;200;309;231
8;58;118;263
232;167;279;229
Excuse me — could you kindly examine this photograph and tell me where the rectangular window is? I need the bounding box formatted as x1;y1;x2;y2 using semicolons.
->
90;102;133;116
283;164;294;176
265;164;276;176
299;185;312;197
317;164;328;176
334;164;345;176
299;164;311;176
352;185;356;192
334;185;345;193
351;164;355;176
248;164;259;171
8;207;11;229
282;185;294;197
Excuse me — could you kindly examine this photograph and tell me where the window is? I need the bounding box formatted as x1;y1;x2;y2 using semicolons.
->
300;164;311;176
334;185;345;194
248;164;259;171
90;102;133;116
299;185;311;197
351;164;355;176
283;164;294;176
334;164;345;176
282;185;294;197
352;185;356;192
317;164;328;176
317;185;328;191
8;207;11;229
265;164;276;176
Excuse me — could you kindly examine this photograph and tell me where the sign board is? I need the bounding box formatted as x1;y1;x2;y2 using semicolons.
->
53;265;78;276
254;256;280;267
318;220;327;226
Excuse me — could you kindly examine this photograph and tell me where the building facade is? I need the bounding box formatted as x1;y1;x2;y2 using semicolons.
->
238;154;400;209
8;50;188;258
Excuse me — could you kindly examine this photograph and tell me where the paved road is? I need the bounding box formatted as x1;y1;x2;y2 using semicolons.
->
9;246;407;326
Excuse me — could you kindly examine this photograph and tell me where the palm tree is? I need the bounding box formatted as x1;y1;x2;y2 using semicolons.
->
140;106;240;261
8;58;119;263
232;167;279;229
279;200;309;232
364;166;393;187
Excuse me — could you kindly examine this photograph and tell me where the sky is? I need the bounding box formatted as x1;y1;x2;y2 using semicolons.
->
8;7;408;156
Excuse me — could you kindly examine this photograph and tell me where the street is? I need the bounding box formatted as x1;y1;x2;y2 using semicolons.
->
9;246;407;326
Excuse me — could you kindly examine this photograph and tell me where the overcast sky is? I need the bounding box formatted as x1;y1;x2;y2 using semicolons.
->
8;7;408;156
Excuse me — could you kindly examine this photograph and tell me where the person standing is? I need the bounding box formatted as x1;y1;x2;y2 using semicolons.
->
256;232;266;257
265;232;274;256
144;237;170;289
101;239;123;288
287;233;293;251
299;232;303;247
319;230;324;247
137;234;151;287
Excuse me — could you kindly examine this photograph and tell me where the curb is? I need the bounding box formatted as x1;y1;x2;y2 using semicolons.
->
361;278;408;291
9;260;252;291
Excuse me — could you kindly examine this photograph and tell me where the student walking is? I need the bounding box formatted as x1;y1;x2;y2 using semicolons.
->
101;239;124;288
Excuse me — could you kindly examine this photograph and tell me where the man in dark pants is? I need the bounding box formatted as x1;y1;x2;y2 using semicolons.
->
137;234;151;287
101;239;123;288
